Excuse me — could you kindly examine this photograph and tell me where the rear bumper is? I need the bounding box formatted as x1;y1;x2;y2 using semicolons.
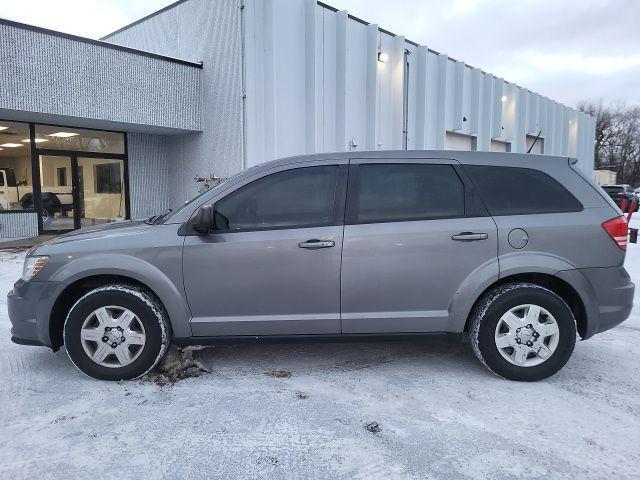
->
558;266;634;339
7;279;58;348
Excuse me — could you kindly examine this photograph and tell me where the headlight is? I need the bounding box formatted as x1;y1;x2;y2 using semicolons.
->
22;256;49;281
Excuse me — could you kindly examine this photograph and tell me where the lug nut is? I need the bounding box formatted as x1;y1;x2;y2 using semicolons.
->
102;336;108;342
111;342;118;348
117;327;123;332
105;327;111;332
516;338;521;344
533;332;539;338
526;324;532;328
121;336;126;342
516;328;521;333
526;341;533;347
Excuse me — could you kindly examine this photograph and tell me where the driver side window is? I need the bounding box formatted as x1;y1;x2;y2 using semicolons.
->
213;165;339;232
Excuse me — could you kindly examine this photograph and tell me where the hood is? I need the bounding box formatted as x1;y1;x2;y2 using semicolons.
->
37;219;152;249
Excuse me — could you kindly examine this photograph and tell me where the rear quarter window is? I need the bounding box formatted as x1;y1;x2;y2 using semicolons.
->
464;165;583;216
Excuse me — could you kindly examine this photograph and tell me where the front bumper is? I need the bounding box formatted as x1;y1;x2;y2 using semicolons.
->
8;279;58;348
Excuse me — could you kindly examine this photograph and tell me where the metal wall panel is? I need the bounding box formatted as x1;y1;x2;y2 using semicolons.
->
127;133;170;219
0;21;201;133
245;1;595;173
0;213;38;238
105;0;244;207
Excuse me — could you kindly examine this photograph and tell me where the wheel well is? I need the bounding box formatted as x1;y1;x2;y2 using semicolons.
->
49;275;165;350
464;273;588;339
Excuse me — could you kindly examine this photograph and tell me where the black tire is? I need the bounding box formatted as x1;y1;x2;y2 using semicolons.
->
470;282;576;381
64;284;170;381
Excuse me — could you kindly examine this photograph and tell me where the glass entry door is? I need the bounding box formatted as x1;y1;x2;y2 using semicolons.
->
77;157;126;228
39;155;75;232
37;155;127;232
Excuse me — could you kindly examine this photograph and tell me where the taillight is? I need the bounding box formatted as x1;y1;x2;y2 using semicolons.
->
602;216;628;250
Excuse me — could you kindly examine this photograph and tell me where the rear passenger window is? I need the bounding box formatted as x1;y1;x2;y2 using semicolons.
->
353;164;465;223
465;165;582;215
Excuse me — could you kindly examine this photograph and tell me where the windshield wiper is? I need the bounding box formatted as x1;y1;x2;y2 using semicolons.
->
152;209;173;224
145;209;172;225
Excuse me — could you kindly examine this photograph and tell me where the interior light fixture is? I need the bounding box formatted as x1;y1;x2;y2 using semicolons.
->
569;119;573;124
47;132;80;138
22;138;48;143
378;52;389;63
0;126;8;131
0;143;23;148
501;95;508;102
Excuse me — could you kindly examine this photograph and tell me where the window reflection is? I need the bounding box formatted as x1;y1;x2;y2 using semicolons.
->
0;121;33;211
35;125;125;154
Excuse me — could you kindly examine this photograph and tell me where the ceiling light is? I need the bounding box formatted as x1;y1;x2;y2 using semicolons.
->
378;52;389;63
47;132;79;138
0;143;22;148
0;126;8;131
569;120;573;124
22;138;48;143
501;95;508;102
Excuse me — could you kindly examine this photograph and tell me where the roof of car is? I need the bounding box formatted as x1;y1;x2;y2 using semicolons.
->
256;150;575;171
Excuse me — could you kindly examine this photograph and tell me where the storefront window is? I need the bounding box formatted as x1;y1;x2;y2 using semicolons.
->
34;125;125;154
0;121;34;211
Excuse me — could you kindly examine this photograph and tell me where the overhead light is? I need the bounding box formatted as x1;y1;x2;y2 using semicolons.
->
569;120;573;124
0;143;22;148
0;148;3;151
47;132;79;138
22;138;48;143
501;95;508;102
0;126;8;131
378;52;389;63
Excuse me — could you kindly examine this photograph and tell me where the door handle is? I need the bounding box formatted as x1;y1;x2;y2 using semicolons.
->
451;232;488;242
298;239;335;249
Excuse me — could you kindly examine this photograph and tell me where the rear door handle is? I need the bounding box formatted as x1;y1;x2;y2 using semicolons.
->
451;232;488;242
298;239;335;249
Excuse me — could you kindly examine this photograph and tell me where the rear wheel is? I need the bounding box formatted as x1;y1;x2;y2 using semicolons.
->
470;282;576;381
64;285;170;380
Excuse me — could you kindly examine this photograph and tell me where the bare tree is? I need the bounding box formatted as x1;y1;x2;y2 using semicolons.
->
579;101;640;186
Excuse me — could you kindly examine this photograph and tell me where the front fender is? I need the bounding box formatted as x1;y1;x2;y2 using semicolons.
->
47;253;192;338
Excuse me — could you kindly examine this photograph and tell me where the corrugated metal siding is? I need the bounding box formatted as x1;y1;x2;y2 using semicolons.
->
105;0;244;207
0;213;38;238
127;133;170;219
0;22;201;132
242;0;596;173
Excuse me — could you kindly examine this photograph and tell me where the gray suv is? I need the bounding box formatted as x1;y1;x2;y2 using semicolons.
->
8;151;634;382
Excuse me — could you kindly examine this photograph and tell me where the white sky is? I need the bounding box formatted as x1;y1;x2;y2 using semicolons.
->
1;0;638;107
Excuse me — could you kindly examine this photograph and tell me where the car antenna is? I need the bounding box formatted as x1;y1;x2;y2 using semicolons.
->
527;130;542;153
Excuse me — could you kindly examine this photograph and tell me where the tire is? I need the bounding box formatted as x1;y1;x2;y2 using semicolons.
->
64;284;170;381
470;282;576;381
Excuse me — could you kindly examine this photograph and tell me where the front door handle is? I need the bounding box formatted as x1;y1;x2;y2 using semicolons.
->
298;239;335;249
451;232;488;242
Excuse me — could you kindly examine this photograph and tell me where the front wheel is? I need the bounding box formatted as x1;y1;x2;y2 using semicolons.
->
470;282;576;381
64;285;170;380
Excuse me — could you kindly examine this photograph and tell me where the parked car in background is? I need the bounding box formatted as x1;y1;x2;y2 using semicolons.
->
8;151;635;383
602;184;639;212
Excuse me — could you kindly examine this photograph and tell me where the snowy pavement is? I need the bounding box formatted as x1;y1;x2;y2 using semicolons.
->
1;246;639;480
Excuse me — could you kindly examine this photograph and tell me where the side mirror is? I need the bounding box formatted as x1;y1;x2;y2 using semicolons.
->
192;205;214;234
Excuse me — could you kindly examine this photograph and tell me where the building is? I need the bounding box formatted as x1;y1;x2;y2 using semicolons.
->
593;170;617;186
0;0;596;238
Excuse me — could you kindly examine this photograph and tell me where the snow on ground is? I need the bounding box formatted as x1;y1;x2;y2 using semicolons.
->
1;245;639;480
